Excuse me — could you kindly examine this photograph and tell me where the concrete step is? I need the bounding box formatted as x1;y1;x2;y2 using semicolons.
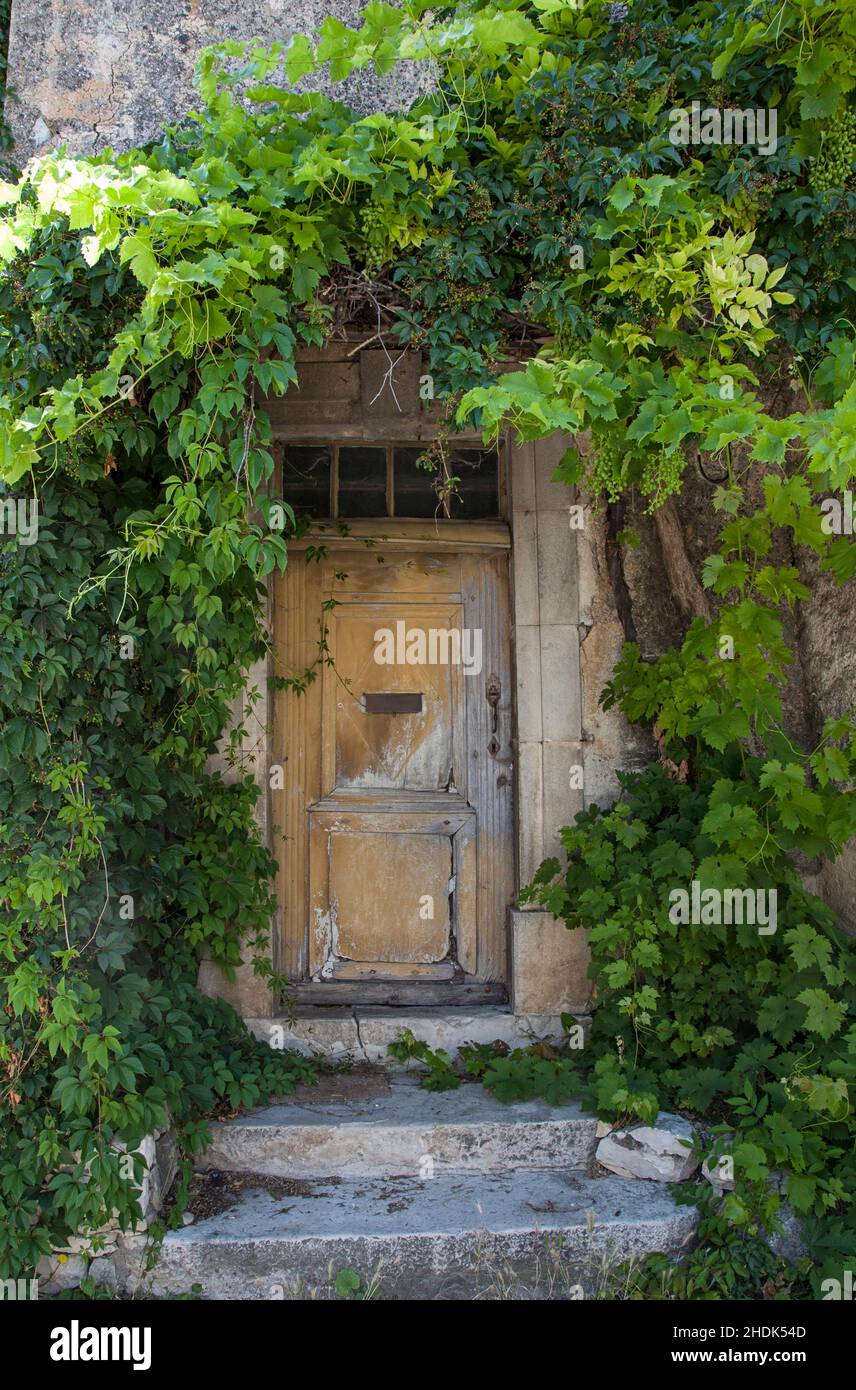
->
197;1075;598;1179
148;1169;698;1300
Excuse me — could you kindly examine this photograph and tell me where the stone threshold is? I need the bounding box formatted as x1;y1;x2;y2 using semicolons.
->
244;1007;589;1065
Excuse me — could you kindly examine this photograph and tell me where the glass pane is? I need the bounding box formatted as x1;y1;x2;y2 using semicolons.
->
338;446;388;517
394;447;499;518
447;449;500;518
282;445;331;516
392;447;442;518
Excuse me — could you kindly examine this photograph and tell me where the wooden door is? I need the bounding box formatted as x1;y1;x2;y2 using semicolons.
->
274;526;513;1002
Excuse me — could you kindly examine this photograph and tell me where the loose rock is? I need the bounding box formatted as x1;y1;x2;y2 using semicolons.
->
596;1112;698;1182
36;1253;89;1293
88;1256;120;1293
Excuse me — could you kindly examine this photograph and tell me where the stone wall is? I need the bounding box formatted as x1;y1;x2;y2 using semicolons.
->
36;1124;178;1295
5;0;430;162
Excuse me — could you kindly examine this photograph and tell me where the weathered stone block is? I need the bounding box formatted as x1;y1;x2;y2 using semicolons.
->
510;909;591;1016
514;625;543;742
702;1151;735;1193
197;1074;599;1178
35;1253;89;1293
509;440;536;516
542;740;584;861
534;435;575;512
511;510;540;627
113;1233;150;1297
246;1007;570;1063
88;1255;120;1293
539;625;582;743
537;509;579;627
198;955;274;1019
515;741;544;889
146;1170;698;1300
246;1008;363;1062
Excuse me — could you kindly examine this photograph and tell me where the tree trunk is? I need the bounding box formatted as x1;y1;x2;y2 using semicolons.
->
605;500;637;642
653;495;713;624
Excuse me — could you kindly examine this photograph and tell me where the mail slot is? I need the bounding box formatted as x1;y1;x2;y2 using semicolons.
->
364;692;423;714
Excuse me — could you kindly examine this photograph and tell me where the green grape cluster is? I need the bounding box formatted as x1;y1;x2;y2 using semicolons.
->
468;182;494;225
553;320;585;357
640;446;685;508
56;432;101;482
812;107;856;194
588;430;630;502
58;437;84;480
360;201;391;274
587;434;686;509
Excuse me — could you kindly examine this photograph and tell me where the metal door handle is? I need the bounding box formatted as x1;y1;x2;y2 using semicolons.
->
486;674;501;733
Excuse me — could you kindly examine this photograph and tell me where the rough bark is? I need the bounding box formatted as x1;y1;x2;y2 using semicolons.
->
605;500;637;643
653;495;713;624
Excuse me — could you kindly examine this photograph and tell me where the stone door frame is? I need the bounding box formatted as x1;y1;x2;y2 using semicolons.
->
198;345;592;1021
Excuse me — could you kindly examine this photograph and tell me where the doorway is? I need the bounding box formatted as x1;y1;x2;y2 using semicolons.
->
273;446;514;1005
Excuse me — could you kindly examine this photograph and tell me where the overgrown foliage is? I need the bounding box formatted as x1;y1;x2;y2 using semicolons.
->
0;457;314;1273
524;765;856;1295
0;0;855;1289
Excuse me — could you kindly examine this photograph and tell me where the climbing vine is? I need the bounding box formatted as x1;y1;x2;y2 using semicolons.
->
1;0;855;1287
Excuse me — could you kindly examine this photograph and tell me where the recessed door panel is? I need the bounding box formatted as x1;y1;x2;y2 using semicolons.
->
325;603;464;794
330;832;451;963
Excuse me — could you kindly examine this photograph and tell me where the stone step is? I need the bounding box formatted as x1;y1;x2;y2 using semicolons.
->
148;1169;698;1300
197;1075;598;1179
243;1007;585;1065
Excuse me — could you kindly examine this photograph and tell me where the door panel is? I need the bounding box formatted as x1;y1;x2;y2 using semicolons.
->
331;832;451;963
274;533;513;997
308;797;476;981
324;603;464;793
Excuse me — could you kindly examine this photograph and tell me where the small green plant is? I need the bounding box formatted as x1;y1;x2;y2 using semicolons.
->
387;1029;461;1091
388;1025;588;1103
476;1051;579;1107
334;1267;381;1301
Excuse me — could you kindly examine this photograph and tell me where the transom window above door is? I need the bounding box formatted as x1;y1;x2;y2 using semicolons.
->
281;443;501;520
